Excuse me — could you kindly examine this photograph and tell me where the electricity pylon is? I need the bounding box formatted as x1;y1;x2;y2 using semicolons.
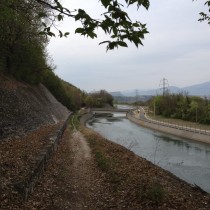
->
159;78;169;96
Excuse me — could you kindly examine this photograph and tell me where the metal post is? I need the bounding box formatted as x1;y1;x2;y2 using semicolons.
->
154;101;156;118
196;106;198;123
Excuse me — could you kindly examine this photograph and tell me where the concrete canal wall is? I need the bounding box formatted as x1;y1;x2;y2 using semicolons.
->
81;109;210;144
127;113;210;144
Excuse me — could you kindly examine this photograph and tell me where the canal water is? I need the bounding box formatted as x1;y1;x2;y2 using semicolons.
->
87;112;210;192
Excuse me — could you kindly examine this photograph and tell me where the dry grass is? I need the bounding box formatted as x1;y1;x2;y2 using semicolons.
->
81;126;210;210
2;117;210;209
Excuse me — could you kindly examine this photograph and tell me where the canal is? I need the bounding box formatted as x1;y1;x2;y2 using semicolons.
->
86;112;210;192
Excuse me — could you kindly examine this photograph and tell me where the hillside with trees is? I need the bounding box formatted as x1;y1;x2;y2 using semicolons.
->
85;90;113;108
0;0;86;111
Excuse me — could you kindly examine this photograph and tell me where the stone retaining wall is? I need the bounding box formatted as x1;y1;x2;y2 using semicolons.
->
127;112;210;144
0;83;70;140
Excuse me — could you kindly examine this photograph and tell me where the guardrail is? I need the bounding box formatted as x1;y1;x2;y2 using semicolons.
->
128;110;210;137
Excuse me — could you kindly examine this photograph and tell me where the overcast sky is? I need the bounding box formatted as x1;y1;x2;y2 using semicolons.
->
47;0;210;92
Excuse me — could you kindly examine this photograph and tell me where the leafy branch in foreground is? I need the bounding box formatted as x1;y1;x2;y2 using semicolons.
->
35;0;150;50
198;1;210;25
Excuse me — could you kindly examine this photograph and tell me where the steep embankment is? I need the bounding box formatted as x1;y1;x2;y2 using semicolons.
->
0;76;71;209
15;124;210;210
0;76;70;140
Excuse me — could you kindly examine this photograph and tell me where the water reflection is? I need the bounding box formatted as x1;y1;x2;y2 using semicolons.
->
87;113;210;192
154;134;190;147
107;118;123;122
115;104;134;110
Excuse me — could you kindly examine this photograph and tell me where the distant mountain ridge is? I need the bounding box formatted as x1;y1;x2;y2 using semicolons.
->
110;81;210;97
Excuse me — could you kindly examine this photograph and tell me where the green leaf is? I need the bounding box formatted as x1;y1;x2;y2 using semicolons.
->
108;5;114;12
101;0;111;8
133;23;140;27
75;28;85;34
48;32;55;37
42;22;47;28
141;0;150;10
113;27;118;36
64;32;70;37
75;14;80;21
131;35;141;47
65;8;71;14
55;0;63;12
87;31;97;39
78;9;86;16
117;41;128;47
59;30;63;38
39;31;46;36
121;34;128;39
106;41;118;51
111;35;117;38
109;42;115;50
99;41;110;45
142;28;149;34
57;14;63;21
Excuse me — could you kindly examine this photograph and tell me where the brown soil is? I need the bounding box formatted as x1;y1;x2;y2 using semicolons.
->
0;123;63;210
1;124;210;210
22;126;113;210
82;127;210;210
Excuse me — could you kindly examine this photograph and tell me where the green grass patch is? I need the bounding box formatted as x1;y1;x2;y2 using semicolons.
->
95;151;110;172
147;182;165;204
81;127;123;189
69;114;80;130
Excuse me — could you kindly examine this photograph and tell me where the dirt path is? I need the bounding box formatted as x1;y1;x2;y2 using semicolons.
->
58;129;114;210
22;127;110;210
8;124;209;210
67;130;99;209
